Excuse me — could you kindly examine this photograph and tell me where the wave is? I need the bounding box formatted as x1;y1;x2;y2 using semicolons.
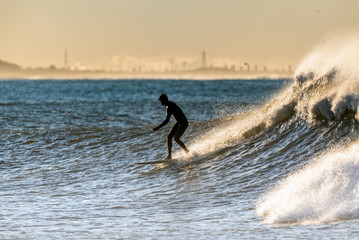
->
173;33;359;157
169;33;359;224
254;33;359;224
173;84;295;159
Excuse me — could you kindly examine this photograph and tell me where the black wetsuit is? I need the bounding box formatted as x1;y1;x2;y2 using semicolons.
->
156;101;189;158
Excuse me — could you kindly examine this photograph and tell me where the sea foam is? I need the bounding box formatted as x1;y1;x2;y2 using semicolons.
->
257;140;359;224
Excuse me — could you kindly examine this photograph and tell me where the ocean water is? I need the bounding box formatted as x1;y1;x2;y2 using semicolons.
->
0;77;358;240
3;37;359;240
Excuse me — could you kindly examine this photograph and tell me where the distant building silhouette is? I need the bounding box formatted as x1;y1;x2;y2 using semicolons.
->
202;51;206;68
244;62;250;72
64;49;69;69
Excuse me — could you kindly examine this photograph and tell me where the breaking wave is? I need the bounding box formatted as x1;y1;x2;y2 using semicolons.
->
255;33;359;224
169;33;359;225
177;33;359;158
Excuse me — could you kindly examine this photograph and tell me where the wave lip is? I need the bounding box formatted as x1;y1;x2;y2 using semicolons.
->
293;33;359;122
256;141;359;225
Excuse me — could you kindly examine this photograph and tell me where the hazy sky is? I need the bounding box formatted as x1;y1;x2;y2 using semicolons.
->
1;0;359;69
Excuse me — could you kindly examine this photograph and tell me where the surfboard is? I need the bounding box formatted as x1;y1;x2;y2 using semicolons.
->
136;153;208;166
135;160;173;165
136;149;223;166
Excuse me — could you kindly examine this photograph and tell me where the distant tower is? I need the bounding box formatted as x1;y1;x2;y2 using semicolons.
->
244;62;250;72
64;49;69;69
202;51;206;68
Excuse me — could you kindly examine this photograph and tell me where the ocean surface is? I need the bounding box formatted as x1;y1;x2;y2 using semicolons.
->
2;71;359;238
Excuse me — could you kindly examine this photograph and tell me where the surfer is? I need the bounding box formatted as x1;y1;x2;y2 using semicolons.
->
153;94;189;160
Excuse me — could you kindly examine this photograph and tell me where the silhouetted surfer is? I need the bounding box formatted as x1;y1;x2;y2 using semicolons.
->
153;94;189;160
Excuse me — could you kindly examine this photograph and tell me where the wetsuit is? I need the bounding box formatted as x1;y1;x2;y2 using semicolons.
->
155;101;189;158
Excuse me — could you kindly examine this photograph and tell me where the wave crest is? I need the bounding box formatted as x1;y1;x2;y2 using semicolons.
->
293;33;359;121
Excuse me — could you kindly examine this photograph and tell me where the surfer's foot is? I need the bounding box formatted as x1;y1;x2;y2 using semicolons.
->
184;149;190;154
165;156;172;160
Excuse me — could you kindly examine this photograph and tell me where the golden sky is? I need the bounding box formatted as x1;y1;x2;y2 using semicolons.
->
1;0;359;69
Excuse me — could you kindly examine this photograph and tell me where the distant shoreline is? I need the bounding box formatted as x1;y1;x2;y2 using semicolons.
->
0;59;294;80
0;69;293;80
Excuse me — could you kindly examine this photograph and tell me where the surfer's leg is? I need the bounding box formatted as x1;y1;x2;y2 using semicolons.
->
174;123;189;153
167;124;179;159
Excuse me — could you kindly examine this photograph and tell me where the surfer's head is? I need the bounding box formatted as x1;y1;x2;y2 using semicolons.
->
158;94;168;106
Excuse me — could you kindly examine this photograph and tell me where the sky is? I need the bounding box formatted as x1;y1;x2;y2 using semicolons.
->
1;0;359;70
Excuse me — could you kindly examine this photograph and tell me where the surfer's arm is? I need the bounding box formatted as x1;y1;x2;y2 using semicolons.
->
153;110;171;131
